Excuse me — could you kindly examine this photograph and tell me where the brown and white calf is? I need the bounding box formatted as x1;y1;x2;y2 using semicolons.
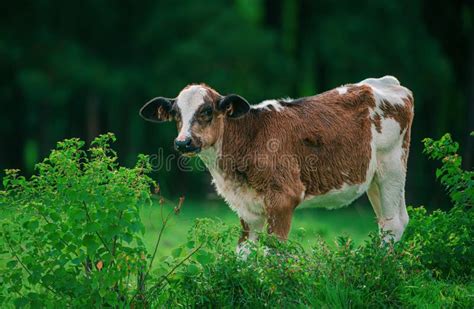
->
140;76;414;249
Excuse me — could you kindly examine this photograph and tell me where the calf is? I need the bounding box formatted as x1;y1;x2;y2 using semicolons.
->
140;76;414;249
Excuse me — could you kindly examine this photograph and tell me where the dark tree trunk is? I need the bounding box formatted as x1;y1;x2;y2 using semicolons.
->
86;95;100;144
465;33;474;168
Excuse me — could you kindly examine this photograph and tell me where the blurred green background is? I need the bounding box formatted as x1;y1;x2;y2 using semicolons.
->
0;0;473;210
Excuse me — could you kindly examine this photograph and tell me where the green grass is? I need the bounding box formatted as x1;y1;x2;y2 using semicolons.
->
140;198;377;258
0;199;376;270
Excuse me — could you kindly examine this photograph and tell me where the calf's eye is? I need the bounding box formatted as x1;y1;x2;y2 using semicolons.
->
201;107;213;118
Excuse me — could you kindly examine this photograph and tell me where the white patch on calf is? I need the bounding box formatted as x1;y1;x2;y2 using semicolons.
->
199;140;266;240
358;75;412;128
374;136;407;242
251;99;285;112
210;169;265;223
358;75;411;108
336;86;348;95
176;85;207;141
373;118;403;151
302;183;367;210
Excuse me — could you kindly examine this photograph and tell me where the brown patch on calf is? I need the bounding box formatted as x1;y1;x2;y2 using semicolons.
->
401;125;411;167
373;113;382;133
378;95;414;167
172;82;414;241
379;98;413;132
217;85;376;207
203;85;221;103
400;96;414;166
212;85;378;239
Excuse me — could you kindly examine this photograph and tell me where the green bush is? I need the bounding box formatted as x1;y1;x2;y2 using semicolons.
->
400;133;473;281
0;134;207;307
403;205;473;281
160;227;472;308
157;133;473;308
0;134;156;306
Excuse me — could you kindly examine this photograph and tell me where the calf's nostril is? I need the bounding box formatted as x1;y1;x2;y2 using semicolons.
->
175;137;193;150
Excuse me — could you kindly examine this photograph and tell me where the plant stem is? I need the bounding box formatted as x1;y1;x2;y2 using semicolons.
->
82;201;116;263
129;203;175;305
145;242;204;302
145;206;174;278
112;210;124;256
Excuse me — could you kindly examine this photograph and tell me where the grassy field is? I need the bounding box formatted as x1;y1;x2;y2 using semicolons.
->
140;198;378;258
0;198;377;269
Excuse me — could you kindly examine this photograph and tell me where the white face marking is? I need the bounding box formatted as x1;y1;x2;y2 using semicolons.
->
337;86;348;95
251;99;285;112
176;85;208;141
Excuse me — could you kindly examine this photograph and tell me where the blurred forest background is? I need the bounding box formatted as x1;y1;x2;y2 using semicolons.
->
0;0;473;208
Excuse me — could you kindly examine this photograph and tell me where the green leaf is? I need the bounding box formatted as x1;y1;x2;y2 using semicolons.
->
186;264;200;276
44;223;56;232
13;297;29;308
186;241;195;249
195;250;215;266
50;212;61;221
83;235;100;255
23;220;39;231
123;233;133;243
6;260;18;268
85;222;101;233
171;247;183;258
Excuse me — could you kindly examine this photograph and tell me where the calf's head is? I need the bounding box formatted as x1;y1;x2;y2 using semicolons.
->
139;84;250;155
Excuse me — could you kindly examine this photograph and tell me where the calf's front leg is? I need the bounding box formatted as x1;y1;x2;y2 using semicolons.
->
236;216;265;257
264;192;299;240
238;218;250;244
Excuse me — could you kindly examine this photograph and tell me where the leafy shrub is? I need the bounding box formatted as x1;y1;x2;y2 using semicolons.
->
401;133;473;281
423;132;473;207
0;134;202;307
160;225;472;308
403;206;473;281
156;133;473;308
0;134;155;306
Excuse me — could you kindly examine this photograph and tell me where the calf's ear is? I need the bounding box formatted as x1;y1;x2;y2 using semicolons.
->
218;94;250;119
139;97;175;122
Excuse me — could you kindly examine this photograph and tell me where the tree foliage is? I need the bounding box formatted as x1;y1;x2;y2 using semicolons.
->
0;0;472;202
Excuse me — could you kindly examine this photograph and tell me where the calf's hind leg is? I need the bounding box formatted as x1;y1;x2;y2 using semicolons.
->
368;153;409;242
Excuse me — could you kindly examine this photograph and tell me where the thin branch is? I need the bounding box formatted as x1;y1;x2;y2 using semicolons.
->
144;194;184;281
82;201;115;263
145;206;174;277
145;242;204;302
128;204;175;305
112;210;124;256
129;193;185;305
83;257;93;277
